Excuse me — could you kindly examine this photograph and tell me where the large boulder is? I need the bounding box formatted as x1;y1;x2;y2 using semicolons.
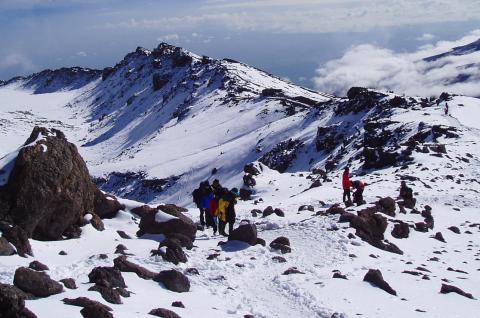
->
0;127;123;240
391;222;410;239
363;269;397;296
0;283;37;318
137;205;196;241
13;267;63;297
154;270;190;293
113;255;156;280
228;223;258;246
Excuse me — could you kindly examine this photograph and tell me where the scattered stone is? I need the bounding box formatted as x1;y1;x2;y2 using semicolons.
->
262;206;274;217
448;226;460;234
88;266;126;288
171;301;185;308
116;230;131;239
433;232;446;243
88;284;122;304
326;204;345;215
149;308;182;318
333;272;347;279
157;238;188;265
59;278;77;289
274;208;285;217
28;260;49;271
376;197;396;216
2;226;33;257
282;267;305;275
391;222;410;239
440;284;474;299
13;267;63;297
59;250;67;255
250;209;261;217
271;256;287;264
363;269;397;296
80;304;114;318
228;223;257;246
62;297;112;311
0;237;15;256
154;270;190;293
113;255;156;280
415;222;429;232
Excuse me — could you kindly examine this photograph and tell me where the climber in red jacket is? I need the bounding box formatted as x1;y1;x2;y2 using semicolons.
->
342;167;352;205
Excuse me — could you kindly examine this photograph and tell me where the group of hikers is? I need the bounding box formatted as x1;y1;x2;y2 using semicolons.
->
342;166;415;207
342;166;365;206
192;179;239;236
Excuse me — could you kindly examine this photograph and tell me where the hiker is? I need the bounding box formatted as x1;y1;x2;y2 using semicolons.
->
444;103;449;115
351;180;365;206
226;187;238;235
212;179;222;197
192;182;205;226
217;188;230;236
398;181;416;209
201;181;218;235
342;167;352;206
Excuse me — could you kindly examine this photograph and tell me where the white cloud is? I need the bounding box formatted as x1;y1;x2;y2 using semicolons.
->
99;1;480;34
313;30;480;97
0;53;35;73
156;33;180;43
76;51;87;57
416;33;435;41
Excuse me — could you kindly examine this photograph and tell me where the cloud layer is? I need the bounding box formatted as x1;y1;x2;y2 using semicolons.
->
313;30;480;97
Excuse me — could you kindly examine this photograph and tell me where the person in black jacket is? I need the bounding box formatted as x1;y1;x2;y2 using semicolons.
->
226;188;238;235
192;182;205;226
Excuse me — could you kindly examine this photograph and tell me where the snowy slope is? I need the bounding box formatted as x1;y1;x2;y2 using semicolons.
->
0;43;480;318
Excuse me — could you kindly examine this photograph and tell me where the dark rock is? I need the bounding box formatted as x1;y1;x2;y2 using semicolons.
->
0;127;119;241
149;308;182;318
239;188;253;201
262;206;274;217
13;267;63;297
333;272;347;279
88;284;122;304
137;205;196;242
415;222;429;232
28;260;49;271
282;267;304;275
59;278;77;289
2;226;32;257
433;232;446;243
167;233;193;250
255;238;266;246
152;74;168;91
270;243;291;254
80;304;114;318
376;197;396;217
154;270;190;293
171;301;185;308
448;226;460;234
0;283;30;318
59;250;67;255
274;208;285;217
94;193;124;219
228;223;257;246
131;205;155;218
326;204;345;215
62;297;112;311
272;256;287;263
339;212;355;223
298;205;315;212
440;284;474;299
0;237;15;256
363;269;397;296
270;236;290;247
113;255;156;280
88;266;126;288
116;230;132;239
250;209;261;217
391;222;410;239
156;238;188;265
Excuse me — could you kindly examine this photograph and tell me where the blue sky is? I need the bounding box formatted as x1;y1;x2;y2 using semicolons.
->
1;0;479;90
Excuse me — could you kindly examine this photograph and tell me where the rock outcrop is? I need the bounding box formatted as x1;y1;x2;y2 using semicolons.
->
0;127;123;241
